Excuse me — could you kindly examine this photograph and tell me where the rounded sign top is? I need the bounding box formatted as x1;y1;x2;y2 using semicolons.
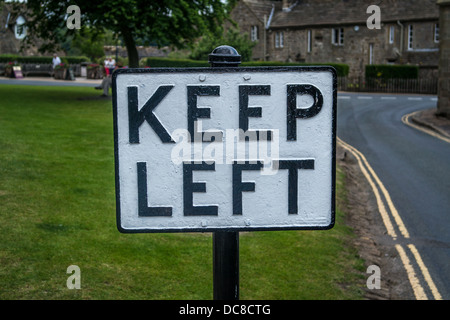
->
209;45;241;67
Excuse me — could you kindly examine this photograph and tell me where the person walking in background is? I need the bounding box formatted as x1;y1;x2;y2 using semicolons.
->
52;54;61;69
95;61;121;97
108;57;115;75
104;57;116;76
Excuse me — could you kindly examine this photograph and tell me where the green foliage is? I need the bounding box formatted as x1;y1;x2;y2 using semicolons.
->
189;28;256;62
365;64;419;79
19;0;238;67
144;57;209;68
242;61;349;77
142;57;349;77
70;28;111;61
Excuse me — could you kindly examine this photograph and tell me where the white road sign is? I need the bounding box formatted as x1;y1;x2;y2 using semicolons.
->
113;67;336;233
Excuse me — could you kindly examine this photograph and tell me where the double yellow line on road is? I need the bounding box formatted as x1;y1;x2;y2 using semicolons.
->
337;137;442;300
402;111;450;144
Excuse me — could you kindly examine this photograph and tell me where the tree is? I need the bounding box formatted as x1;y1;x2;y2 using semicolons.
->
12;0;236;67
57;27;111;61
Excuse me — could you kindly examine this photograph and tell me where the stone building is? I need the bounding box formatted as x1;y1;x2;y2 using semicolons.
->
231;0;440;78
0;3;42;56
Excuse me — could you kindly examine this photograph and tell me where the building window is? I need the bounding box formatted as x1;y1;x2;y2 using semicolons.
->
331;28;344;46
434;23;439;43
251;25;259;42
407;24;413;50
275;31;284;48
389;26;395;44
14;15;27;40
307;29;312;52
369;43;374;65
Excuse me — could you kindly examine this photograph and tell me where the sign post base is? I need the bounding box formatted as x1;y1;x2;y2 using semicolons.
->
213;231;239;300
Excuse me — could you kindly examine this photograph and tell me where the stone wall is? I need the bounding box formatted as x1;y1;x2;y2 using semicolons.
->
266;25;388;78
229;1;268;61
437;0;450;118
230;1;440;79
264;22;439;78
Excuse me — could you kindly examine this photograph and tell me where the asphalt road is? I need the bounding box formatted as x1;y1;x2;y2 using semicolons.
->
337;92;450;300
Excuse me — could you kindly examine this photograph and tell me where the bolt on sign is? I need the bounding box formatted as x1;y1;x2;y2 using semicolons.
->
112;67;336;233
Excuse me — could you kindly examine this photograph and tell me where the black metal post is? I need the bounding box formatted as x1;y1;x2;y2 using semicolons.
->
209;46;241;300
213;231;239;300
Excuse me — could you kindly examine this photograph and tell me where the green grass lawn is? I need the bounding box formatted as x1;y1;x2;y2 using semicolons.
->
0;84;365;300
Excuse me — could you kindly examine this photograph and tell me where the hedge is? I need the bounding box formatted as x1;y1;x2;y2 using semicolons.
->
144;57;209;68
0;55;90;64
242;61;349;77
144;57;349;77
365;64;419;79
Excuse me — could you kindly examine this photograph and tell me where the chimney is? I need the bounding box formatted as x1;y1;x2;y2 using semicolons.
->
282;0;297;12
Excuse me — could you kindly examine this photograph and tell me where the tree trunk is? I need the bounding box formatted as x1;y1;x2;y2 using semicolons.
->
121;26;139;68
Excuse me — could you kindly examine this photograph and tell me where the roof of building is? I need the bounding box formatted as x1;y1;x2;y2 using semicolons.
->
239;0;280;24
241;0;439;29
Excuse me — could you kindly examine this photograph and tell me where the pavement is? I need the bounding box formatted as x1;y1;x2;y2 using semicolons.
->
410;108;450;139
0;75;102;87
2;75;103;84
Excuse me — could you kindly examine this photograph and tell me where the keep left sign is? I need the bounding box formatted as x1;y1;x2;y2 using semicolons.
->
112;66;336;233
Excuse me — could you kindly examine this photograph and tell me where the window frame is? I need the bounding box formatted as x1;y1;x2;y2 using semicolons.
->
307;29;312;52
389;26;395;44
331;27;344;46
434;23;439;43
275;31;284;48
407;24;413;50
251;25;259;42
14;15;27;40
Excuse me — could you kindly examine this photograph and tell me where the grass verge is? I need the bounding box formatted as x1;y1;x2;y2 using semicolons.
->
0;84;365;299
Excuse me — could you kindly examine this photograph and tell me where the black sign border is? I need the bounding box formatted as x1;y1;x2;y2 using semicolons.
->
112;66;337;233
